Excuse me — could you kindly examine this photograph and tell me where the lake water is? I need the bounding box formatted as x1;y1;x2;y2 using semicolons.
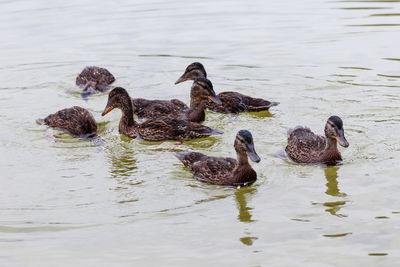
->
1;0;400;266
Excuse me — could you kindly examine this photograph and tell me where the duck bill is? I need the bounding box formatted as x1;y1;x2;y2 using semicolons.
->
207;95;222;105
102;106;114;116
175;75;188;85
336;129;349;148
246;143;261;163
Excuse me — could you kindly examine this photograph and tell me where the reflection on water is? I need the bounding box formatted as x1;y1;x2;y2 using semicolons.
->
324;166;346;197
247;110;275;119
322;200;347;217
240;236;258;246
107;142;141;206
323;166;347;217
313;166;349;217
235;187;258;246
107;142;140;189
368;253;388;256
0;224;96;233
235;187;256;223
323;232;352;238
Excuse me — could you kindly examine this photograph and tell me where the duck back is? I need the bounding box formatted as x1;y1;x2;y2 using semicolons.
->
285;127;326;163
42;106;97;137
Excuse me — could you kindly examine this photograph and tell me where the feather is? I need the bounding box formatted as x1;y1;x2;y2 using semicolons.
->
39;106;97;138
285;126;341;164
104;87;222;141
205;91;279;113
76;66;115;92
132;98;188;119
175;130;259;186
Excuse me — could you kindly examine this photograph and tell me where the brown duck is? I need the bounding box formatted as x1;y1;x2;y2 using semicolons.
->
102;87;222;141
175;130;260;186
132;77;221;122
76;66;115;93
285;116;349;164
37;106;97;138
175;62;279;113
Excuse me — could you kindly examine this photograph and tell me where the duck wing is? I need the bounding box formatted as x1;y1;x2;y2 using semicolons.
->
132;98;188;119
175;152;238;185
285;126;326;163
175;151;208;168
205;91;278;113
137;117;222;141
41;106;97;137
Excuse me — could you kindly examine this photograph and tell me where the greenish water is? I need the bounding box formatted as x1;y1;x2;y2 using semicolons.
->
1;0;400;266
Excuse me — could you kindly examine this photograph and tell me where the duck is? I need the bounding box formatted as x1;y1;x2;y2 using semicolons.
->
37;106;97;138
285;116;349;164
76;66;115;93
175;130;260;186
102;87;223;141
175;62;279;113
132;77;221;123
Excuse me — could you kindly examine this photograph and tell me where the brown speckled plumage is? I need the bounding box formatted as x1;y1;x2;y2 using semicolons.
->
38;106;97;138
175;62;279;113
285;116;349;165
76;66;115;92
102;87;222;141
175;130;260;186
132;98;187;119
132;77;220;122
204;91;278;113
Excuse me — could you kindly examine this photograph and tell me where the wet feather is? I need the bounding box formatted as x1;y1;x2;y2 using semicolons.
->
39;106;97;138
76;66;115;92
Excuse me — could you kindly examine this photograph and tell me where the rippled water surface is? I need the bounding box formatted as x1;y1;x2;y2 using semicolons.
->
1;0;400;266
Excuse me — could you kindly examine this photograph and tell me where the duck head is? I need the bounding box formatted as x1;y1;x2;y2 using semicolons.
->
191;77;221;105
175;62;207;84
102;87;132;116
325;116;349;147
234;130;261;163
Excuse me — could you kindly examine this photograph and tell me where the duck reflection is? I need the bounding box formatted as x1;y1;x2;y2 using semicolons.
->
235;187;256;223
107;142;138;184
235;187;258;246
323;166;347;217
325;166;346;197
248;109;274;119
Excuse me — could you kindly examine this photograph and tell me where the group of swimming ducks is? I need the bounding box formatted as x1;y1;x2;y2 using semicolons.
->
38;62;349;187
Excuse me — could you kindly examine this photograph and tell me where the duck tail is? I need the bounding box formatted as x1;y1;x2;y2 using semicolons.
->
36;118;46;125
267;101;280;107
210;129;223;135
196;126;223;136
247;98;279;111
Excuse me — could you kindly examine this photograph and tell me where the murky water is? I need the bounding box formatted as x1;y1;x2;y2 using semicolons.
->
1;0;400;265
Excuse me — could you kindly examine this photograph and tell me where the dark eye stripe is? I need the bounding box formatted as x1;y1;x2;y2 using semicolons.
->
237;136;246;143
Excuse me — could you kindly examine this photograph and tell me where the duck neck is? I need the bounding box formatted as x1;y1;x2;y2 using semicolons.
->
236;151;249;166
324;137;338;152
119;100;137;130
322;137;341;162
232;151;256;186
186;96;205;123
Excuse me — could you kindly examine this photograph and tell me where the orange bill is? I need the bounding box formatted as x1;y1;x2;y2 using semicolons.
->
102;106;114;116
